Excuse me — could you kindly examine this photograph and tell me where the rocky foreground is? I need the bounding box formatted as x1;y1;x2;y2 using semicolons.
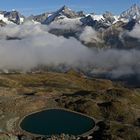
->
0;71;140;140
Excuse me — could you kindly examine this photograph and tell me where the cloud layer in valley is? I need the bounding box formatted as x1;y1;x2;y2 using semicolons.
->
0;22;139;79
79;26;102;43
0;22;93;71
128;24;140;39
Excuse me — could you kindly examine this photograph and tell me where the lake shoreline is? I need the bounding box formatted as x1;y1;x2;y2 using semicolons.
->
18;107;97;137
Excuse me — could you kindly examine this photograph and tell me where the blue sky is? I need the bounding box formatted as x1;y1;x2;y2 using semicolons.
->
0;0;140;16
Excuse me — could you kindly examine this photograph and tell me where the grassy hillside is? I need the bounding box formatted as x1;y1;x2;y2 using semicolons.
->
0;71;139;140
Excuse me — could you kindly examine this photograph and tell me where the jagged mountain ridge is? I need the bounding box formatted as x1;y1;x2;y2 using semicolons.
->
43;5;85;24
0;4;140;25
0;4;140;49
120;4;140;22
0;10;24;25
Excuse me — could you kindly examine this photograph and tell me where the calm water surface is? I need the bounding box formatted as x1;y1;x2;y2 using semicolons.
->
20;109;95;136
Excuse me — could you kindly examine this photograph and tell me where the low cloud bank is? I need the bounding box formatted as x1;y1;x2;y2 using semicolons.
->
128;24;140;39
79;26;102;43
0;22;139;79
91;49;140;78
0;22;93;71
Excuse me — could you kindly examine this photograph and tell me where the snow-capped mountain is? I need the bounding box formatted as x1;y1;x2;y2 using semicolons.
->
0;10;24;25
30;12;51;23
31;6;120;29
28;5;85;25
119;4;140;23
89;12;118;24
0;4;140;27
42;5;85;24
0;4;140;49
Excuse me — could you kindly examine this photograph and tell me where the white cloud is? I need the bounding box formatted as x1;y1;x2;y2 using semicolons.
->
128;24;140;39
0;23;139;79
79;26;102;44
0;23;92;71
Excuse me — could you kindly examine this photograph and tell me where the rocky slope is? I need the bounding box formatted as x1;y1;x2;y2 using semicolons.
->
0;72;139;140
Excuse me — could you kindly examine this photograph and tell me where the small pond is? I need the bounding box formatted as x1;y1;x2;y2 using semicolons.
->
20;109;95;136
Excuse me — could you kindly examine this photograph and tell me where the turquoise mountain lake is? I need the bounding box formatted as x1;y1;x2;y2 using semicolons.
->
20;109;95;136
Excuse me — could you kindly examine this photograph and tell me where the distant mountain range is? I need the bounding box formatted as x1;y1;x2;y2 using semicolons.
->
0;4;140;49
0;4;140;25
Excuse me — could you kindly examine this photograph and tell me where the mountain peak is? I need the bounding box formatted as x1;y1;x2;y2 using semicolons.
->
58;5;72;13
129;4;140;14
131;3;139;9
61;5;70;10
55;5;83;18
120;4;140;20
